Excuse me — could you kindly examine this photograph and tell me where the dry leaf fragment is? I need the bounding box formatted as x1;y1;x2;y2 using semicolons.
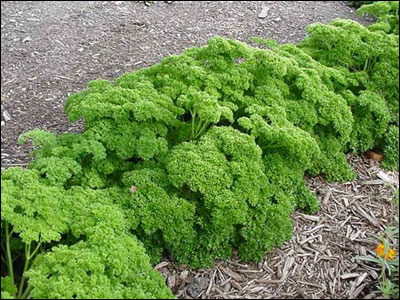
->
365;150;384;161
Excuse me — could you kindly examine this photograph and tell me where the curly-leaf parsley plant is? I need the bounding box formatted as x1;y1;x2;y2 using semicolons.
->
1;17;399;286
357;1;399;35
0;168;174;299
299;19;399;170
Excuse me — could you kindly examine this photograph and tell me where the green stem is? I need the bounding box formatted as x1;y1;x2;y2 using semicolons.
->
29;242;42;260
18;243;32;298
194;119;204;137
364;59;369;71
194;121;210;140
21;284;33;299
5;222;15;285
190;110;196;139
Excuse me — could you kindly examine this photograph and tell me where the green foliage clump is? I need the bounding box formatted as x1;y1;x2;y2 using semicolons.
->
1;277;17;299
1;17;399;298
381;125;400;171
0;167;174;299
299;19;399;170
27;235;173;299
357;1;399;34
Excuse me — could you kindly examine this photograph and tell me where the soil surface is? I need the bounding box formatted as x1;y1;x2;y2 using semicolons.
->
1;0;363;166
2;2;396;300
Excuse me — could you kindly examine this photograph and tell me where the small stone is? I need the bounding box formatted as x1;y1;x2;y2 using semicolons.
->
258;7;269;19
1;121;5;127
274;17;282;22
186;277;209;298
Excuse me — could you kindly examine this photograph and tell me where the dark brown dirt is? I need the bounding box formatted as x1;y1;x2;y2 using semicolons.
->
1;1;363;166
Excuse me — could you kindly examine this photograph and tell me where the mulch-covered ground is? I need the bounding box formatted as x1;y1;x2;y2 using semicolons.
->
1;1;397;299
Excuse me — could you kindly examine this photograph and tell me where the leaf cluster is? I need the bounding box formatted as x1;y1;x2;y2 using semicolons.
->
1;17;399;299
1;168;174;299
357;1;399;35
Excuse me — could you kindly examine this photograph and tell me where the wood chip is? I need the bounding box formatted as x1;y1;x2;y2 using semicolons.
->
180;270;189;281
230;280;242;291
2;111;11;122
220;267;243;281
167;274;176;289
154;261;169;270
299;235;319;245
299;214;320;222
340;273;359;280
350;283;368;299
354;272;369;287
281;257;295;281
323;189;332;205
205;270;217;297
361;179;385;185
377;171;398;185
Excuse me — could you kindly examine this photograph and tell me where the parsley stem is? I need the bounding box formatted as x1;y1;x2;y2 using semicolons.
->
29;242;42;260
194;119;204;138
190;110;196;139
5;222;15;285
194;121;210;139
21;284;33;299
18;243;32;298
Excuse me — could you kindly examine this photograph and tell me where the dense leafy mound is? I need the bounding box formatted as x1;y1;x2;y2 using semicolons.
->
1;168;174;299
1;18;399;299
357;1;399;34
299;19;399;170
